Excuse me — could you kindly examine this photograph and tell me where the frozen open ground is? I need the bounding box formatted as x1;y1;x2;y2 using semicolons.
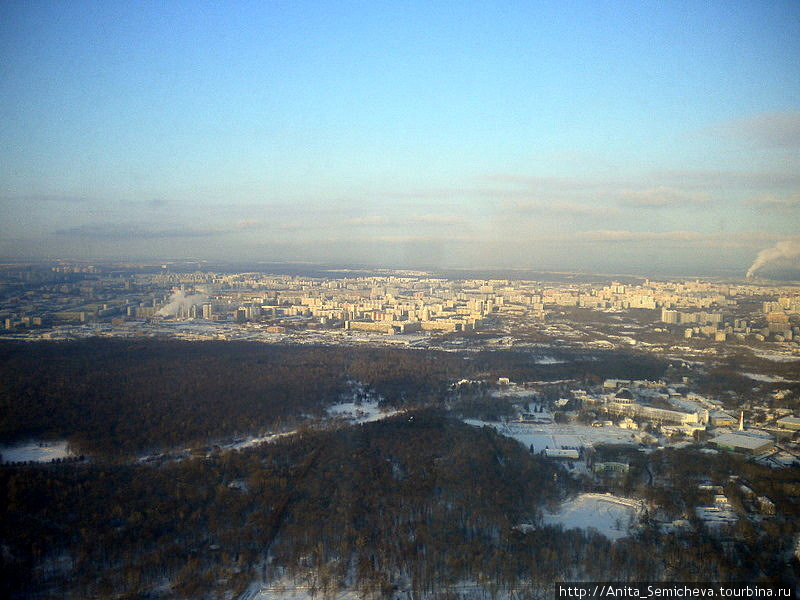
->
0;440;71;463
464;419;641;453
540;493;643;540
742;372;797;383
244;572;537;600
325;399;403;424
222;401;402;453
533;356;566;365
249;582;360;600
751;350;800;362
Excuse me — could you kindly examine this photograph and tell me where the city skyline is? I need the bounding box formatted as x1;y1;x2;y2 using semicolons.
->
1;1;799;274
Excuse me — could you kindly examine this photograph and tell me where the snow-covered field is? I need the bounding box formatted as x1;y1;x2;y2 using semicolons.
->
491;388;537;399
223;431;299;452
533;356;566;365
751;350;800;363
465;419;640;453
136;397;404;463
249;582;361;600
243;569;544;600
326;399;403;424
0;440;71;464
742;372;796;383
221;401;402;454
540;493;643;540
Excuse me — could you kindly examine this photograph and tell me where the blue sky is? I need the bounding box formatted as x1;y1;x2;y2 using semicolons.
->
1;1;799;274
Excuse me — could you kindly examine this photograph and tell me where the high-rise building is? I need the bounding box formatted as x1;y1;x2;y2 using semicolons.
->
661;309;679;324
202;303;213;320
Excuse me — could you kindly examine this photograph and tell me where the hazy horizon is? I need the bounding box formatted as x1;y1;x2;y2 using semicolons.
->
2;2;799;276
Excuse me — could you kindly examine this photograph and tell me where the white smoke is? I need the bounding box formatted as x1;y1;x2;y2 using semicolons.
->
157;290;208;316
746;239;800;278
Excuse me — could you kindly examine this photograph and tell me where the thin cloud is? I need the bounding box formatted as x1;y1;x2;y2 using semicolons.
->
377;188;473;200
509;200;615;217
573;230;780;247
649;169;800;190
748;193;800;211
343;214;465;227
358;234;473;244
235;219;262;229
53;224;223;240
619;187;712;208
408;214;465;225
576;230;707;242
1;194;90;204
714;110;800;149
485;168;800;195
481;174;613;190
343;216;392;226
147;199;168;209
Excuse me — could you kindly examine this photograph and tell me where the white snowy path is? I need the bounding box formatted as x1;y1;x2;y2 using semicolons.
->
0;440;71;463
249;585;361;600
139;400;405;461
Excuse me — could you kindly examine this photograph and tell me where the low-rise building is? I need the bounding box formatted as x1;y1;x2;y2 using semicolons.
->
776;416;800;431
711;432;774;455
709;411;736;427
544;448;580;459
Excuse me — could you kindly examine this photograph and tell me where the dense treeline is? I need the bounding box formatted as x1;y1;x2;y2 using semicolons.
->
0;339;348;455
0;411;770;600
0;339;667;456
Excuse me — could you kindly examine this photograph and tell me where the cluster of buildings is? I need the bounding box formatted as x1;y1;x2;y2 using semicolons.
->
160;275;498;334
567;378;799;463
576;379;713;433
494;373;798;464
1;264;798;356
658;291;799;343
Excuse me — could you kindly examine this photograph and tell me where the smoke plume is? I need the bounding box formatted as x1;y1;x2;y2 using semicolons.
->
157;290;208;316
746;239;800;278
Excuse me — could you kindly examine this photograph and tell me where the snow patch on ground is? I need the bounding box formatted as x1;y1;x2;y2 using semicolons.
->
138;399;404;463
250;584;359;599
326;399;402;424
248;579;361;600
534;356;566;365
751;351;800;363
539;493;643;540
226;401;401;453
491;388;537;399
245;571;531;600
0;440;72;464
742;372;795;383
225;431;298;452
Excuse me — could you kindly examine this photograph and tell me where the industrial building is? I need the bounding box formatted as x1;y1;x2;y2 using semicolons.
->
776;416;800;431
710;432;774;455
605;392;706;426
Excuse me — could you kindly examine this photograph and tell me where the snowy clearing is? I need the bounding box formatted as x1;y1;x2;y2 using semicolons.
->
223;431;299;452
249;582;361;600
465;419;641;453
491;388;537;399
326;399;403;424
751;351;800;363
539;493;643;540
742;373;795;383
533;356;566;365
0;440;72;464
137;399;404;462
244;571;533;600
224;402;403;453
